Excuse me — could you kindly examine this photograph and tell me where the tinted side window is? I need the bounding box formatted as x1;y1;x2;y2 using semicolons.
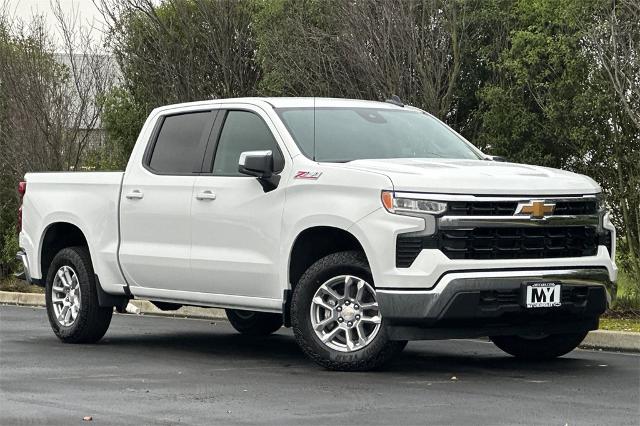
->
213;111;283;176
148;112;211;174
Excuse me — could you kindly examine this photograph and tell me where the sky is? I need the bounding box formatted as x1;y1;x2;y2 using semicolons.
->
4;0;107;48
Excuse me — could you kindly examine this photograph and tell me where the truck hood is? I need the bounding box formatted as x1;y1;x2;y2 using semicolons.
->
343;158;600;195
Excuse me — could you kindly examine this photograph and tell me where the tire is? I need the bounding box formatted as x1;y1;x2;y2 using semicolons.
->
225;309;283;336
490;331;588;360
45;246;112;343
291;250;406;371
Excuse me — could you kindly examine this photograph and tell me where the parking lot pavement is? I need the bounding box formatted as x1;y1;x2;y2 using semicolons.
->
1;305;638;425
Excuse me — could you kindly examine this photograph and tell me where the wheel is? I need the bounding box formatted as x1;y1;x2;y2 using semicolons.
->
490;331;588;360
291;250;406;371
225;309;283;336
45;246;112;343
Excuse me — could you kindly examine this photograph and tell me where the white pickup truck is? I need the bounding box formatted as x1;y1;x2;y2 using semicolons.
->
17;97;617;371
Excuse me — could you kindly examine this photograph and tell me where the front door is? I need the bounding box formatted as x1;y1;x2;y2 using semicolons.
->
190;108;288;299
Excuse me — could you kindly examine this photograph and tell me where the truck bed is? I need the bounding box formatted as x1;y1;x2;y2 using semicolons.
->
20;172;127;294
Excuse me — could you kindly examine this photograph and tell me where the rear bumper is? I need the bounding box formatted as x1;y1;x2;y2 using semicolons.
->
377;267;610;340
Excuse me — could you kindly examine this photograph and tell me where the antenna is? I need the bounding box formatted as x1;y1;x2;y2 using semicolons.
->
385;95;404;107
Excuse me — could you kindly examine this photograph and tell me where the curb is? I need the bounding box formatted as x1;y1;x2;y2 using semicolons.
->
2;291;638;352
580;330;640;353
0;291;226;321
0;291;45;307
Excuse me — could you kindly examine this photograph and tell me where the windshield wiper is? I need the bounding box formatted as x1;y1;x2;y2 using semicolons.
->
419;152;447;158
318;159;354;163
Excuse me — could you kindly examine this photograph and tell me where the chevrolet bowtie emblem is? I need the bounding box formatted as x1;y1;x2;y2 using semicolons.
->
516;200;555;219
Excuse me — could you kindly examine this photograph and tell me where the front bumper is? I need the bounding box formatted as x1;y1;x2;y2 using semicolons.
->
377;268;610;340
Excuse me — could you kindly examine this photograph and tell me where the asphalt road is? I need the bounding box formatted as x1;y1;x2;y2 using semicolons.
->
1;305;638;425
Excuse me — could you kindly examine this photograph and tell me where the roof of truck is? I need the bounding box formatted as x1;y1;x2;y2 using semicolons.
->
154;97;417;113
258;97;408;109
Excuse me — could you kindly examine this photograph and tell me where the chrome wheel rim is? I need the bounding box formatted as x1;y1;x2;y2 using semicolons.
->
51;265;81;327
310;275;381;353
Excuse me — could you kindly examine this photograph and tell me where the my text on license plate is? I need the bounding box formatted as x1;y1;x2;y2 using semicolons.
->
523;282;561;308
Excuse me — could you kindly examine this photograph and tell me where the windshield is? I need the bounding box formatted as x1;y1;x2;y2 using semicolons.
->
276;107;482;162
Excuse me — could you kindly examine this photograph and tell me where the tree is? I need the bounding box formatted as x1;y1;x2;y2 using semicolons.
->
474;0;599;166
98;0;260;104
587;0;640;293
0;2;114;277
448;0;514;140
471;0;638;296
590;0;640;131
253;0;344;97
95;87;147;169
254;0;472;121
97;0;260;167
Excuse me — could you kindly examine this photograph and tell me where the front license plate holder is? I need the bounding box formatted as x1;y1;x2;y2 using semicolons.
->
521;281;562;308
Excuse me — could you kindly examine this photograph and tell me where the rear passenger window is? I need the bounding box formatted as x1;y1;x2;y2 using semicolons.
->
213;111;283;176
148;112;212;174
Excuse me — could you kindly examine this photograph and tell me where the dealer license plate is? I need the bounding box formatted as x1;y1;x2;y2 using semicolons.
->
523;282;561;308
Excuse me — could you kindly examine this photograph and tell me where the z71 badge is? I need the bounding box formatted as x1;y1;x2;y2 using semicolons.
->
294;171;322;180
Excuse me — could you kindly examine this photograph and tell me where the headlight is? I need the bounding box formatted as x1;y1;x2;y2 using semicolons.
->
381;191;447;215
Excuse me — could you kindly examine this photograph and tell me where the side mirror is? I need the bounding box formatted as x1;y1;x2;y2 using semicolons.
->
238;150;280;192
238;150;274;178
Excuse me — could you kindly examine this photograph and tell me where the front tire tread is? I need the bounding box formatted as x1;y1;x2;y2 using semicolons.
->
292;250;405;371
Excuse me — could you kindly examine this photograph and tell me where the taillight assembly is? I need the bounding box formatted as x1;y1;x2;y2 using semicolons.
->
17;181;26;233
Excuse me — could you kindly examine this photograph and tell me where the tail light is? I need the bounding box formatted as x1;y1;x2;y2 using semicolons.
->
17;181;26;232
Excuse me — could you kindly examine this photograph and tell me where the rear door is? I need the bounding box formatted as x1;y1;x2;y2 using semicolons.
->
119;109;217;290
189;107;288;299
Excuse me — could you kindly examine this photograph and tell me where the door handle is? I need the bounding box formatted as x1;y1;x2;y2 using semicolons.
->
126;190;144;200
196;190;216;201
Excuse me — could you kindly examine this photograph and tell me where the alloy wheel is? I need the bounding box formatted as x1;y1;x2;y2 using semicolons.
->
310;275;381;352
51;265;81;327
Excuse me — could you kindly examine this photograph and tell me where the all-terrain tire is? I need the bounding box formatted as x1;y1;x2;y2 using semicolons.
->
291;250;406;371
490;332;588;359
45;246;112;343
225;309;283;336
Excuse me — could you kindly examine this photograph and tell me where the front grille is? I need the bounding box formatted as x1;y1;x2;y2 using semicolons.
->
448;201;517;216
396;226;601;266
439;226;599;260
554;200;598;215
447;199;597;216
396;196;603;267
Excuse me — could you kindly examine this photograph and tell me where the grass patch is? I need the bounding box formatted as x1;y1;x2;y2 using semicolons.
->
599;317;640;333
0;276;44;294
610;270;640;316
615;269;638;299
